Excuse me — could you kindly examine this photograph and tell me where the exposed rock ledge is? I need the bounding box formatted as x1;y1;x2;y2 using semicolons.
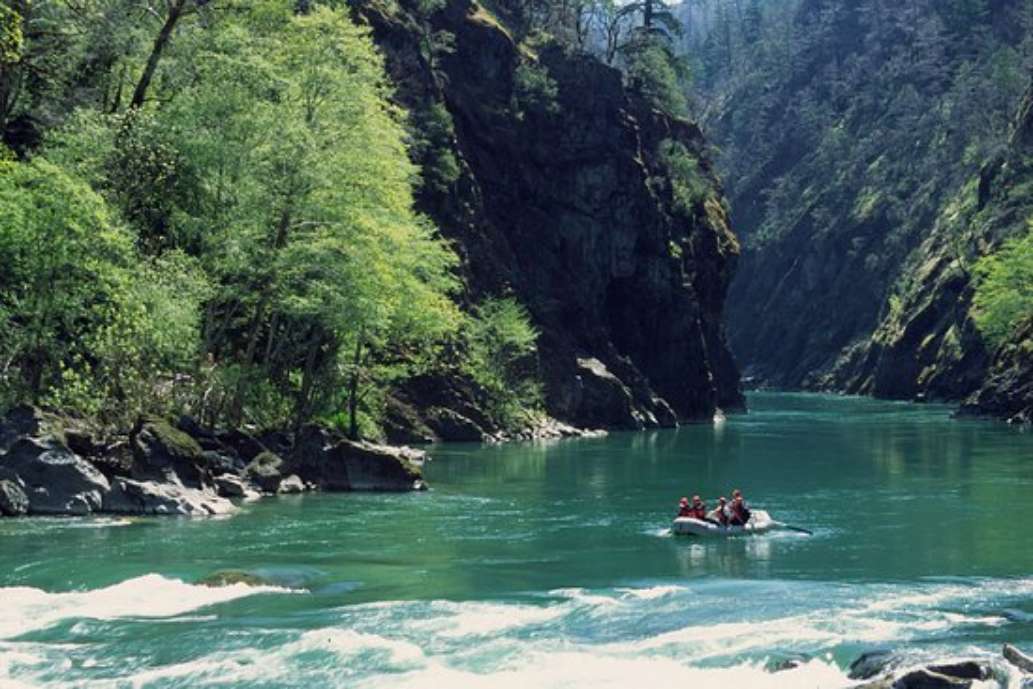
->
839;644;1033;689
0;406;427;518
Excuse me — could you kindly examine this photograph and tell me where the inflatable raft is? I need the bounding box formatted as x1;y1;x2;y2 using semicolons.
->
672;509;778;537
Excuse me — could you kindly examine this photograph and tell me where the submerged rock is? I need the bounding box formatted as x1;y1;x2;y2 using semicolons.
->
1;437;110;515
766;654;811;673
103;477;234;516
197;570;271;587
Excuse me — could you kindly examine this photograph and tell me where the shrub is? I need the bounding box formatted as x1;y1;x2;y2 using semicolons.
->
463;298;543;429
971;223;1033;346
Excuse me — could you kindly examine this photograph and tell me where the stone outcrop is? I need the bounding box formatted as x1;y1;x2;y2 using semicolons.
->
958;319;1033;424
245;451;286;493
847;650;1003;689
0;478;29;516
356;0;743;434
0;407;232;517
0;406;429;518
291;426;426;492
103;477;233;516
0;437;110;515
131;416;210;488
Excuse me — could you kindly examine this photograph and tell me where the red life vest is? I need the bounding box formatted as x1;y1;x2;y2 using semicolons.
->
677;506;692;517
688;506;707;519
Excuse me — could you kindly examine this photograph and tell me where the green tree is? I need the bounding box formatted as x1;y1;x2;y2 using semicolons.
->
972;225;1033;346
463;298;542;429
0;157;204;421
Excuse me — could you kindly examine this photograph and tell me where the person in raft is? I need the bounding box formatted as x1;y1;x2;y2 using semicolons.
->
677;496;709;519
707;496;729;525
727;489;752;526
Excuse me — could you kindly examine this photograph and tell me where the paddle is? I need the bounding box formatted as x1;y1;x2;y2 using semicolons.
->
772;521;813;536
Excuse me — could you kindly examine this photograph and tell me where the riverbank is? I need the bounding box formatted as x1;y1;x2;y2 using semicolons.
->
0;403;613;518
0;405;428;518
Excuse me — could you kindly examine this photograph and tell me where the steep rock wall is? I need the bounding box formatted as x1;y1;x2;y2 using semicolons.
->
356;0;743;434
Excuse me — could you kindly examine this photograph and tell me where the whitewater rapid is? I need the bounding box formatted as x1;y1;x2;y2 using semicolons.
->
1;574;1030;688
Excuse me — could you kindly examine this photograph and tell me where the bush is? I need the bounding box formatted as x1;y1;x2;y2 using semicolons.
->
658;138;708;214
462;298;543;429
625;41;688;118
971;224;1033;347
511;62;560;119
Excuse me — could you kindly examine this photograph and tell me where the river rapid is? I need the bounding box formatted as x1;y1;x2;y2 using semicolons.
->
1;392;1032;688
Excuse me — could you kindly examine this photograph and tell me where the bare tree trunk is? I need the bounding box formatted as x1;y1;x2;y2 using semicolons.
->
347;336;363;440
130;0;190;109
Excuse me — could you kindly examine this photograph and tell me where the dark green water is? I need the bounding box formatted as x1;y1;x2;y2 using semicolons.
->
2;392;1032;688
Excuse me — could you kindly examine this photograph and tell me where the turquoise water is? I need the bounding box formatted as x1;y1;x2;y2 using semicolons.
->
2;392;1032;688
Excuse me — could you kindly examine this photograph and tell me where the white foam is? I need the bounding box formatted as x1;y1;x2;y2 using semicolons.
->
290;628;426;665
0;574;297;639
353;653;850;689
408;600;566;638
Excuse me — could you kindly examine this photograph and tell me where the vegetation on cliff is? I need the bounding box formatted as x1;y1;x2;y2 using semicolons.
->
0;1;538;437
972;224;1033;347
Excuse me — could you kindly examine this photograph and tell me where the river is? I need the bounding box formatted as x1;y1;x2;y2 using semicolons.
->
1;392;1032;688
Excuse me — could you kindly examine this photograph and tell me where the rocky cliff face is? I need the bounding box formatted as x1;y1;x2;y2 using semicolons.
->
821;80;1033;415
356;0;743;435
710;0;1031;419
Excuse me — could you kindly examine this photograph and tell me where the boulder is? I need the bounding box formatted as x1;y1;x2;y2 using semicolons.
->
103;477;234;516
130;416;209;488
766;654;810;673
87;440;134;479
292;428;425;491
0;437;109;515
215;428;268;463
203;450;245;476
1004;644;1033;673
0;478;28;516
568;357;639;429
424;407;485;442
850;650;900;680
891;668;972;689
213;474;260;500
925;661;989;681
277;474;305;494
0;405;59;452
245;451;285;493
